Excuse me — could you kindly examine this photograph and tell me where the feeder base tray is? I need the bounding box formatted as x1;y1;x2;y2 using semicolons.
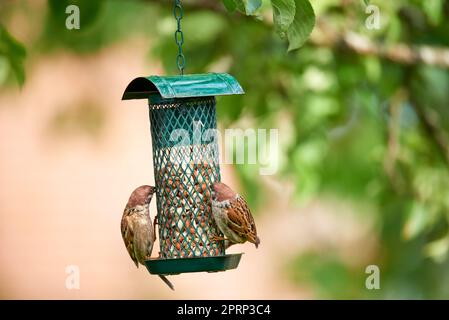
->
144;253;243;275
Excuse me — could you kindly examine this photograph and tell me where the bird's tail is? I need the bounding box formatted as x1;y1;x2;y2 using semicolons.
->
159;275;175;291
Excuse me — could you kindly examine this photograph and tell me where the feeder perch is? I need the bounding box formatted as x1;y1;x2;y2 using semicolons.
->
122;73;244;275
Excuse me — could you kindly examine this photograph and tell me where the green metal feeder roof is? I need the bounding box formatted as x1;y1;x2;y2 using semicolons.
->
122;72;244;100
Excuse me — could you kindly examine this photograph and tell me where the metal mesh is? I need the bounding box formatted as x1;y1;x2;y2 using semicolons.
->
149;96;225;259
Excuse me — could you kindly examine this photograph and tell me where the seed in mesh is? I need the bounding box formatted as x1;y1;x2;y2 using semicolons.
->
156;159;222;258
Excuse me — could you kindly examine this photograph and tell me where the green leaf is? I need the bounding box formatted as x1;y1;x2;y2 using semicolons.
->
235;0;263;16
0;56;10;85
271;0;296;38
422;0;444;25
424;235;449;263
363;0;371;6
287;0;315;52
245;0;263;15
0;25;26;86
403;202;428;240
222;0;237;12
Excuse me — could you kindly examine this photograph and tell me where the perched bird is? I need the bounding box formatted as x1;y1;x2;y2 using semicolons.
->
121;185;174;291
211;182;260;249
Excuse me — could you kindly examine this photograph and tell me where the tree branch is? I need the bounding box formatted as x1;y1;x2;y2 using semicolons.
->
142;0;226;13
142;0;449;68
384;89;407;194
312;20;449;68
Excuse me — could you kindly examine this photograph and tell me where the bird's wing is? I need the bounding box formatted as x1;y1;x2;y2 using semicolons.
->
121;213;139;267
226;196;259;244
133;217;154;263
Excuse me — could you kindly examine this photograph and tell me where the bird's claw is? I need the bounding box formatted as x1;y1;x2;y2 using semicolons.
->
210;234;227;242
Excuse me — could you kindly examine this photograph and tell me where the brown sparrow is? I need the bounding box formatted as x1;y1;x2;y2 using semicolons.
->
211;182;260;249
121;185;174;290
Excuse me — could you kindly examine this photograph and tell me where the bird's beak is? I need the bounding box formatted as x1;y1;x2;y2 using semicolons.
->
146;188;155;203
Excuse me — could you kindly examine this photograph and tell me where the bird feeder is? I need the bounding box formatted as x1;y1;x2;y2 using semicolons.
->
122;73;244;275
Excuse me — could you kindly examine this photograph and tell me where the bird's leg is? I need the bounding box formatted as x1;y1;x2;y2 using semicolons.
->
153;215;158;242
225;240;234;249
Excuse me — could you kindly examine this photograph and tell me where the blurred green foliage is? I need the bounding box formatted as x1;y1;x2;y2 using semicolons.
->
48;101;107;139
41;0;159;53
1;0;449;298
0;25;26;86
288;252;369;299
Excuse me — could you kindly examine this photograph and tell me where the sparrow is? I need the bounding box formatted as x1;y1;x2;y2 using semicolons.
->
211;182;260;249
121;185;174;290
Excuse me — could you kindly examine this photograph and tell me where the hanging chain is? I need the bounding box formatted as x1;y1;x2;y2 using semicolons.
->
173;0;185;75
